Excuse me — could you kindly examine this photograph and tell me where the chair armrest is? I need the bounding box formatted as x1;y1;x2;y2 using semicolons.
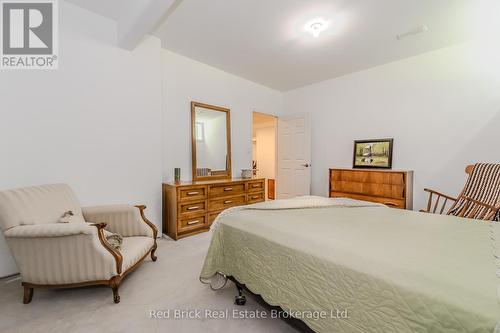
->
135;205;158;239
421;188;457;214
82;204;155;237
4;223;97;238
423;188;457;202
4;223;122;284
460;196;500;220
92;223;123;274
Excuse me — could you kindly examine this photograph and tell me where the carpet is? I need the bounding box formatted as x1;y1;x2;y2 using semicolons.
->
0;233;299;333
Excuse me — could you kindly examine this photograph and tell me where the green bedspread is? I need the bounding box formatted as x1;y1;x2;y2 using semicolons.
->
200;202;500;333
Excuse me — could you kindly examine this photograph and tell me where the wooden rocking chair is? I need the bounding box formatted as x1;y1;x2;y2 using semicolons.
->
420;163;500;221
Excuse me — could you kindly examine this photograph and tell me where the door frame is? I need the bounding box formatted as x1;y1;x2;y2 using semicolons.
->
252;111;278;199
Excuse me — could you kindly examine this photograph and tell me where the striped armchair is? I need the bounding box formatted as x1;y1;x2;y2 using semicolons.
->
0;184;158;304
420;163;500;221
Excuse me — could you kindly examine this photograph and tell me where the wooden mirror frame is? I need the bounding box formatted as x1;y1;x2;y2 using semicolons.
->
191;101;232;181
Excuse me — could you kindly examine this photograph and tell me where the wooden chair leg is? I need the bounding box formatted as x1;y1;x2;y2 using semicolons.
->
23;286;33;304
109;276;121;304
150;244;158;262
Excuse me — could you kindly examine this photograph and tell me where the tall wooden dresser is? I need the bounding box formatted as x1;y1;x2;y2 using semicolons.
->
163;178;265;240
329;168;413;209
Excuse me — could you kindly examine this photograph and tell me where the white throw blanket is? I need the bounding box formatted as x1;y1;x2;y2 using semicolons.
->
210;195;384;231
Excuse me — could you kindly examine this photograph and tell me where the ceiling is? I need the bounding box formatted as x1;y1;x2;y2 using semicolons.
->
64;0;125;21
155;0;490;91
66;0;495;91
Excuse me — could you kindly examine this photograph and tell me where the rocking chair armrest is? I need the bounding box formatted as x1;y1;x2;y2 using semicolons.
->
461;196;500;220
423;188;458;202
421;188;458;214
463;196;499;211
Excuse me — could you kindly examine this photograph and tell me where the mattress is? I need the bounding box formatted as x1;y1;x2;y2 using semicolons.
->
200;202;500;332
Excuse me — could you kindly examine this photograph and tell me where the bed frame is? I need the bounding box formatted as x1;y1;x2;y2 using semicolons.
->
227;276;314;332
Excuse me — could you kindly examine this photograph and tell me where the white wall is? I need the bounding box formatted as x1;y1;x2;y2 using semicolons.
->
0;4;282;276
162;50;283;182
0;2;163;277
284;42;500;210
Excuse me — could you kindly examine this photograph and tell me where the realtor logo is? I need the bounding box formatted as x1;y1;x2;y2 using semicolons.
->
1;0;58;69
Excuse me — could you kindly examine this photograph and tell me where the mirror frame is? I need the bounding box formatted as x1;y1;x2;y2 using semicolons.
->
191;101;232;181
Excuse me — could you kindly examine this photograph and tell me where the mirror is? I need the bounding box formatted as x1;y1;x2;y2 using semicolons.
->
191;102;232;180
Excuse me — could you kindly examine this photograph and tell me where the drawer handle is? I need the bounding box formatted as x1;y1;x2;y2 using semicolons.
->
224;187;233;191
251;196;260;199
224;200;233;204
187;206;200;210
187;191;199;195
187;220;200;225
252;184;260;188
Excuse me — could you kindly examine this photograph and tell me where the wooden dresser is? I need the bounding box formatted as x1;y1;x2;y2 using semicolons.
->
329;168;413;209
163;178;265;240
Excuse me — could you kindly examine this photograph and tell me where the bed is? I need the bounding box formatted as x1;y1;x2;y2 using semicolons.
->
200;196;500;333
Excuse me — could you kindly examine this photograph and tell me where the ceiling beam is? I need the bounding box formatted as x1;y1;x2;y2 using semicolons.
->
117;0;183;51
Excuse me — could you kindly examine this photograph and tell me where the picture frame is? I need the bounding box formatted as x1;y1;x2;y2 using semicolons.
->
353;138;393;169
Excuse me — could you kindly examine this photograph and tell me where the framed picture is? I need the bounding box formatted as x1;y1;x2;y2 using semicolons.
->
353;139;393;169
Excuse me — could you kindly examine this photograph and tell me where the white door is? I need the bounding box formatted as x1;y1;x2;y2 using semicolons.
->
277;113;311;199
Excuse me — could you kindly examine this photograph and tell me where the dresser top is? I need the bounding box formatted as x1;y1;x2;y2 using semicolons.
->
330;168;413;174
163;177;265;187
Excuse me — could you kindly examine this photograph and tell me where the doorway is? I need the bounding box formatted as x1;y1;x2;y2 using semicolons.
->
252;112;277;200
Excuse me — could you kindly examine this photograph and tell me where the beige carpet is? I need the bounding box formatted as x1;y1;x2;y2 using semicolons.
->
0;233;299;333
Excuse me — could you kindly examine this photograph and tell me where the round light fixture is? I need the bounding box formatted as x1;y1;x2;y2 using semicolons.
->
305;18;328;38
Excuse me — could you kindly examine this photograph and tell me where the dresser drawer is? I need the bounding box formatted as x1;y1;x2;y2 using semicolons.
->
247;179;264;192
332;170;404;185
331;181;405;199
330;192;405;209
178;186;207;202
247;192;265;204
209;194;246;211
178;214;207;233
179;200;206;215
209;182;245;197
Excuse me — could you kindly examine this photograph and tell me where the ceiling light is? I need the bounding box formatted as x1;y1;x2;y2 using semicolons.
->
305;18;328;38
